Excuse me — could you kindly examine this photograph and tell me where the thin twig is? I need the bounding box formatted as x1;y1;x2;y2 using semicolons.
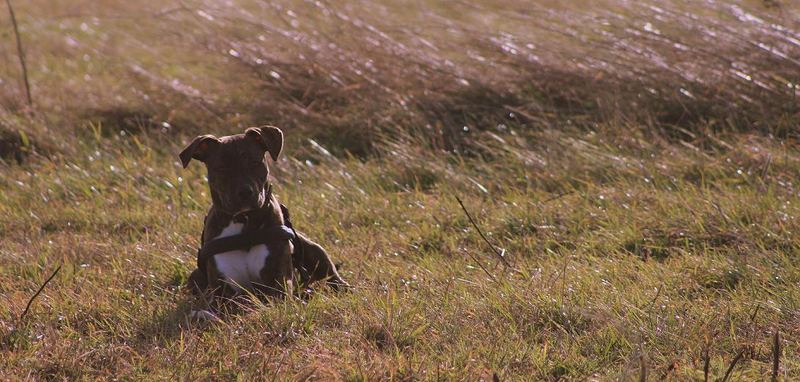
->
639;354;647;382
703;347;710;382
5;0;32;108
455;196;512;269
462;248;498;283
749;303;761;324
772;330;780;382
646;284;663;312
20;265;61;320
711;201;732;225
721;350;744;382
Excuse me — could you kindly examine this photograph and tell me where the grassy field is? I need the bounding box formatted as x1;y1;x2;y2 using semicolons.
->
1;0;799;380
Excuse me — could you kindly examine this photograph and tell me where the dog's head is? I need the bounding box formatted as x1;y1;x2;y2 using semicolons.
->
179;126;283;215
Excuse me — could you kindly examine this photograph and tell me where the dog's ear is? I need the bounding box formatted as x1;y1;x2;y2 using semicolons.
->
179;135;220;168
245;126;284;161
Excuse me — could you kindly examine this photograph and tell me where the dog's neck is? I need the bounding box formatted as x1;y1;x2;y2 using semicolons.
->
202;185;286;244
239;205;282;233
217;196;284;233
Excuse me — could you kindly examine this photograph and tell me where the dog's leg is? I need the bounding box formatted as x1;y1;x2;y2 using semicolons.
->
258;242;295;298
188;264;225;321
187;268;208;295
187;212;212;294
205;261;242;313
293;232;349;291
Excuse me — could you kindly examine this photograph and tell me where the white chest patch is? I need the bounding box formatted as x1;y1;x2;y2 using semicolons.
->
212;222;270;291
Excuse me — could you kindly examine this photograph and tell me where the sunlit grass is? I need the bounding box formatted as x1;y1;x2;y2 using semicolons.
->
1;126;799;379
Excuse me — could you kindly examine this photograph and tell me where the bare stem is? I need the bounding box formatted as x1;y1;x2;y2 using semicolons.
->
462;248;498;283
6;0;32;108
20;265;61;321
721;350;744;382
455;196;513;269
772;330;781;382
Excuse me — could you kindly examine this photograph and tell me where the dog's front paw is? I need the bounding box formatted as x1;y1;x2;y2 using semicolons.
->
188;309;221;322
186;268;209;295
328;277;351;292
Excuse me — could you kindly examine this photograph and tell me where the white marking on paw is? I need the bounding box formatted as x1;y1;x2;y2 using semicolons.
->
189;309;220;322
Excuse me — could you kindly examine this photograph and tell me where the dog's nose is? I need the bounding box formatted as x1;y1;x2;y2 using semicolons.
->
238;188;254;201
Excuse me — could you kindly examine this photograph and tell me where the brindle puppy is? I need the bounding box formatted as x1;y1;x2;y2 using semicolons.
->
179;126;348;299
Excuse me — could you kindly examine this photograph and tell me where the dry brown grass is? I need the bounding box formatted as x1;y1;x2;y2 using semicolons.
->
1;0;798;156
